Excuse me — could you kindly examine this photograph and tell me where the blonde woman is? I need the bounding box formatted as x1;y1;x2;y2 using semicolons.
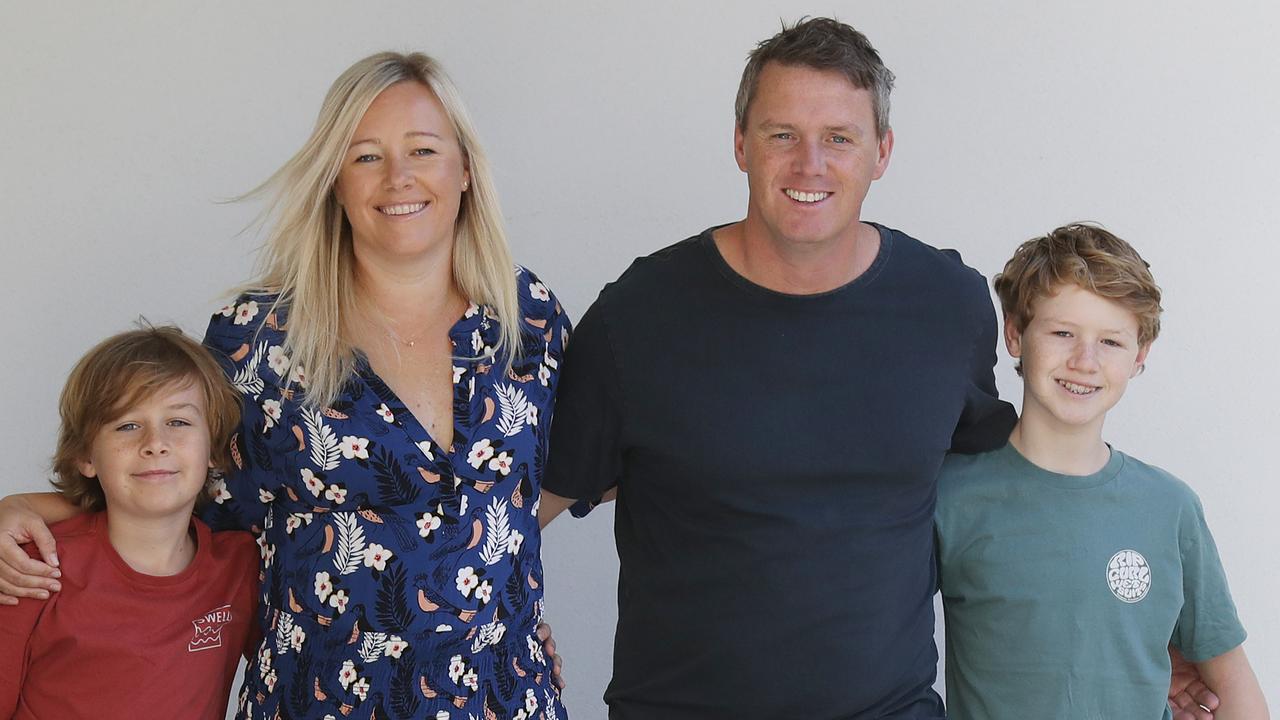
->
0;52;570;719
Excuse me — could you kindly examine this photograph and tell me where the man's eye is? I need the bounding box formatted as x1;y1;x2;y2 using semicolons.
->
772;133;793;140
831;135;849;144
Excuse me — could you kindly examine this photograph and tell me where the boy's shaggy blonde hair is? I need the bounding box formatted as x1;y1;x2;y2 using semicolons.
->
52;326;241;511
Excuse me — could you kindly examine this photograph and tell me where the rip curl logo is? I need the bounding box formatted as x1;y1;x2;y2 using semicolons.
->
1106;549;1151;603
188;604;234;652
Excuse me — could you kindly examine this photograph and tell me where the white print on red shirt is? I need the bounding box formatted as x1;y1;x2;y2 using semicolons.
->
189;604;234;652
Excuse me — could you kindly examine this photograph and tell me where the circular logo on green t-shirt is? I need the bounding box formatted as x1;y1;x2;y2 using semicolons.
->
1106;549;1151;603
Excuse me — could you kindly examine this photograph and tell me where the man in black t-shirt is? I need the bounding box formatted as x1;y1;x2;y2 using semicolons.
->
537;18;1015;719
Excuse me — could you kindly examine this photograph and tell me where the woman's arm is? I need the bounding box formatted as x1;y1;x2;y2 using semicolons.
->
0;492;80;602
1195;646;1269;720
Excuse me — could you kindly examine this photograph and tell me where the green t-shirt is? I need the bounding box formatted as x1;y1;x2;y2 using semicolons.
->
936;443;1246;720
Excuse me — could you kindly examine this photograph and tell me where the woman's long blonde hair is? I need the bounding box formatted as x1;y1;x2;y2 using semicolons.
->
241;51;520;409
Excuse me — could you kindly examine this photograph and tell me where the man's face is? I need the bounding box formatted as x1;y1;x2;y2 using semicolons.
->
735;62;893;249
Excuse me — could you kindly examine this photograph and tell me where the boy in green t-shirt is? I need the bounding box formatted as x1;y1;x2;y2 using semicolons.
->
935;224;1267;719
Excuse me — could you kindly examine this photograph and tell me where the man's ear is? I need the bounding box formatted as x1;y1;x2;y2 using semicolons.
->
734;122;748;173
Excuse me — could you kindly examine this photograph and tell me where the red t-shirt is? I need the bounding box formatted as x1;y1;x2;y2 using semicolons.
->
0;512;259;718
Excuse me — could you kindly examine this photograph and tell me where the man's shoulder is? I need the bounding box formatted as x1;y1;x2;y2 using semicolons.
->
607;231;711;294
876;223;989;295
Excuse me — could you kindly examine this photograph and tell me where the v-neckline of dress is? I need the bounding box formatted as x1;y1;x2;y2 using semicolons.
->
351;302;497;474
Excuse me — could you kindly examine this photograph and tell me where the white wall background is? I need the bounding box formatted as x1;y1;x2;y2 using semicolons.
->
2;1;1275;715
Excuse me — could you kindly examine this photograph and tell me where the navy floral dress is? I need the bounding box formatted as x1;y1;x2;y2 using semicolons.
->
201;267;570;720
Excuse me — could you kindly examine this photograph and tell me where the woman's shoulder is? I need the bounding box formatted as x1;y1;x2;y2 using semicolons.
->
203;292;288;357
513;264;566;325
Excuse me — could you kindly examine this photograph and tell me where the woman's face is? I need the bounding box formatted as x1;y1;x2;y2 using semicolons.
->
334;81;470;266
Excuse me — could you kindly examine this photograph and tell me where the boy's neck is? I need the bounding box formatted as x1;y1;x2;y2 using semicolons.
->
105;510;198;576
1008;416;1112;476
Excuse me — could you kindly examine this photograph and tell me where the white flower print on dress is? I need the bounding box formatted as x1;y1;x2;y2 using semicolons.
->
470;328;483;354
289;625;306;653
475;580;493;605
487;451;513;476
416;440;434;460
456;566;480;597
528;634;545;664
314;571;334;603
262;399;282;430
375;404;394;423
210;478;231;504
507;529;524;556
416;512;442;539
267;345;290;376
467;439;495;469
448;655;466;683
233;301;259;326
362;544;393;571
352;677;370;701
284;512;313;535
288;363;307;387
338;660;357;690
452;365;465;384
219;304;236;317
301;468;324;497
525;404;539;427
258;488;276;503
264;669;278;692
330;589;349;614
435;623;453;633
324;484;347;505
538;364;551;387
528;281;550;302
384;635;408;659
462;667;478;692
524;688;539;713
340;435;369;460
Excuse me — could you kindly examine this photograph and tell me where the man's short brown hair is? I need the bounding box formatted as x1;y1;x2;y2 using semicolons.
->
735;17;895;138
994;223;1163;350
51;326;241;511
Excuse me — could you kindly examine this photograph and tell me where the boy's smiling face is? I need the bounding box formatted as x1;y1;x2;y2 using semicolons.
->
1006;284;1150;435
77;381;214;522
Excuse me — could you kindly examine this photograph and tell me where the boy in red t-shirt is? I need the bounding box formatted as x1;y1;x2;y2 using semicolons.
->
0;326;259;719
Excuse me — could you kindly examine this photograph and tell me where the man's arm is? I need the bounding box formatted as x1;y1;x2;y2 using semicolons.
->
538;491;577;529
1191;646;1268;720
0;492;79;602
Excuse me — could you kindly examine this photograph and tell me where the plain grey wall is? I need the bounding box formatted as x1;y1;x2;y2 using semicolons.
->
1;1;1276;716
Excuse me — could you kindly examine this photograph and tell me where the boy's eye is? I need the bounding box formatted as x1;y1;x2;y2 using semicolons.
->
168;418;193;427
114;422;139;432
1052;330;1072;338
1102;338;1124;348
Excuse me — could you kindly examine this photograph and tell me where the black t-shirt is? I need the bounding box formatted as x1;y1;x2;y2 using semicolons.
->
544;224;1016;719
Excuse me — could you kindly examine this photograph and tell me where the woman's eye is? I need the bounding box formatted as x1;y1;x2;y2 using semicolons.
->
1052;330;1072;337
168;419;193;427
412;148;437;157
355;154;379;163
